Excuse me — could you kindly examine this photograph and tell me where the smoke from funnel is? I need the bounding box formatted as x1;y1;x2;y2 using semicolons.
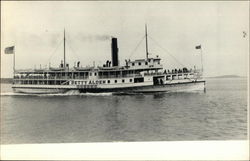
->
76;34;112;42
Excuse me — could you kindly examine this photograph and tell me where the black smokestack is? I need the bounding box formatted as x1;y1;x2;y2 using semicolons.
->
111;37;119;67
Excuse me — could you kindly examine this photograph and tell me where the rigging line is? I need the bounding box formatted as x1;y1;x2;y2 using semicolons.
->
66;35;80;61
46;38;64;65
148;35;186;67
128;35;145;59
68;42;80;61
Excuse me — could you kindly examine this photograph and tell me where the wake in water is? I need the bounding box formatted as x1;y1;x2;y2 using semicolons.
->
39;90;113;97
0;92;33;96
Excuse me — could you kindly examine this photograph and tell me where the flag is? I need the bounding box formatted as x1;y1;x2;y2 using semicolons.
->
195;45;201;49
243;31;247;38
5;46;15;54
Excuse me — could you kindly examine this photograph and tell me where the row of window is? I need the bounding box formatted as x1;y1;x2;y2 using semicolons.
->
110;78;134;83
15;80;69;85
108;78;133;84
131;62;148;66
89;72;97;76
131;61;160;66
73;78;134;85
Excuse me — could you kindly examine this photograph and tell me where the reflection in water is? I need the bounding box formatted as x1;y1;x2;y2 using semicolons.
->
0;78;248;144
104;97;126;141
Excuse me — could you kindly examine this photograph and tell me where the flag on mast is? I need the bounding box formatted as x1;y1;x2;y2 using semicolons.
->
5;46;15;54
243;31;247;38
195;45;201;49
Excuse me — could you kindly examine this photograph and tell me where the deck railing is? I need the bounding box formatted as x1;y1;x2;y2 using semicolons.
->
14;74;143;80
13;76;89;80
98;74;142;79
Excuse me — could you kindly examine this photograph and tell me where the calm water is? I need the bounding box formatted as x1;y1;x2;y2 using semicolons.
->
1;78;248;144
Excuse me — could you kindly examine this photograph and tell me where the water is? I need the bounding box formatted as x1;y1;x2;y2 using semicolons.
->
0;78;247;144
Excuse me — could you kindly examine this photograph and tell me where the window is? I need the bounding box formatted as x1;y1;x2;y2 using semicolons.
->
94;73;97;76
138;62;141;66
122;79;125;83
103;80;106;84
108;80;110;83
115;80;117;83
130;79;133;82
134;77;144;83
132;63;135;66
145;62;148;65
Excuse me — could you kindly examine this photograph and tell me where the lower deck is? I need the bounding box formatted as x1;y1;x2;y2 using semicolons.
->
12;80;205;94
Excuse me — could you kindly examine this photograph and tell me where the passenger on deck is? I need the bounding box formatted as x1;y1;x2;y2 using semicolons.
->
183;67;187;73
160;79;163;84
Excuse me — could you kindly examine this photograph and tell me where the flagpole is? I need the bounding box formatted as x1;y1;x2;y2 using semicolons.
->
13;46;15;84
200;47;203;74
64;29;66;69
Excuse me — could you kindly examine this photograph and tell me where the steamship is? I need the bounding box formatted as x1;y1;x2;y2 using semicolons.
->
12;27;205;94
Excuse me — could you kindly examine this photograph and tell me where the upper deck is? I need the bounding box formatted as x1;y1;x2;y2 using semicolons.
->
13;55;164;80
125;57;162;70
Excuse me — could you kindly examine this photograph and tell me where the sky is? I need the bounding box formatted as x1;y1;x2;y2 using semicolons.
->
1;1;249;78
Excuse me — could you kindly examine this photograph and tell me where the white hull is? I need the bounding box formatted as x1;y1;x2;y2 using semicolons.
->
12;81;205;94
13;88;68;94
131;81;205;93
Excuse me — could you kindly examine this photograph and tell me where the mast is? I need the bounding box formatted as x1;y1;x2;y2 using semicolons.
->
64;29;66;68
145;24;149;60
